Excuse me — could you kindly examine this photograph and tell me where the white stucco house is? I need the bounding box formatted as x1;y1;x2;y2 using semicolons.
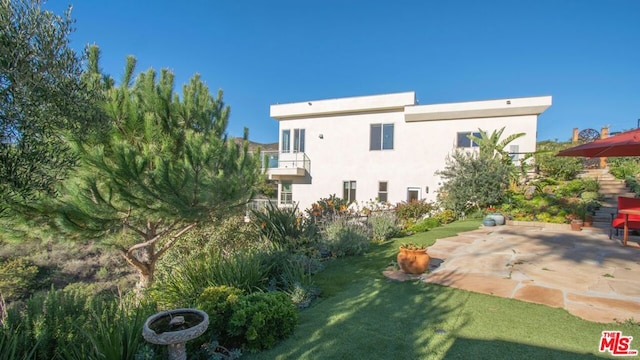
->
264;91;551;211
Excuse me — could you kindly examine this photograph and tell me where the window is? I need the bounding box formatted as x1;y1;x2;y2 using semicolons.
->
370;124;394;150
457;131;480;148
280;182;292;205
282;130;291;153
509;145;519;162
293;129;305;152
343;181;356;203
378;181;388;202
282;129;305;153
407;187;421;202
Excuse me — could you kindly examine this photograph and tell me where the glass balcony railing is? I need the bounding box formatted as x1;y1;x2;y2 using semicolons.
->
261;150;310;173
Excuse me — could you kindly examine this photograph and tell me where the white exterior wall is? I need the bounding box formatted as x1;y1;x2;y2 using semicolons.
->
270;92;549;211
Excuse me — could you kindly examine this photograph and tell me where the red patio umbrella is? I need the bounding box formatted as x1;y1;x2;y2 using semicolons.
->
557;128;640;157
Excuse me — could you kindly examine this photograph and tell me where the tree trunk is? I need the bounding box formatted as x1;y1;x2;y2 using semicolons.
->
136;267;154;294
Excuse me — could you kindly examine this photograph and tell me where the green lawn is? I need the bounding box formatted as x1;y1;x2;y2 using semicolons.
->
246;220;639;359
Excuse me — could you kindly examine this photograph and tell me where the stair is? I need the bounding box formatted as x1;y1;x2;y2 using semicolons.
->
578;168;637;236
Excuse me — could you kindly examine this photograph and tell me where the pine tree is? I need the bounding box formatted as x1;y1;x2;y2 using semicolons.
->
56;56;261;291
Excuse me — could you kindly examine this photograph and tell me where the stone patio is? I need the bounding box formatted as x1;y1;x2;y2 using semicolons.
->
384;222;640;323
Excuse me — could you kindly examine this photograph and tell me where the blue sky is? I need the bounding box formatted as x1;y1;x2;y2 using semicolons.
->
45;0;639;144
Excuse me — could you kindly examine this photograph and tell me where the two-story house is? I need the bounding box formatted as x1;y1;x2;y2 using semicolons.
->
265;91;551;211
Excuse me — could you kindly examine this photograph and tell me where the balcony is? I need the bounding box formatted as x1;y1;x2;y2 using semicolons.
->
261;150;310;179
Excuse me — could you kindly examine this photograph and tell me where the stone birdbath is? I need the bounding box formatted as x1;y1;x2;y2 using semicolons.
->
142;308;209;360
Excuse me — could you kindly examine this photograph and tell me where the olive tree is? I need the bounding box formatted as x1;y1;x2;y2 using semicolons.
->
436;150;511;215
0;0;104;206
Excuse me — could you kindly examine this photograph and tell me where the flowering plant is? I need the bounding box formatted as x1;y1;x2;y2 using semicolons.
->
487;206;497;213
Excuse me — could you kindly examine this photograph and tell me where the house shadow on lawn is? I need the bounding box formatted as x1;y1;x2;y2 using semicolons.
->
443;337;602;359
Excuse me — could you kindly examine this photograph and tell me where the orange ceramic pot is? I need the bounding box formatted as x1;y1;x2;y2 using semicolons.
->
397;246;430;274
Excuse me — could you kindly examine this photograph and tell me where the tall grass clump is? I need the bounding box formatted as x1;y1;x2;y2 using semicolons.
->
152;249;270;308
59;295;156;360
252;202;318;254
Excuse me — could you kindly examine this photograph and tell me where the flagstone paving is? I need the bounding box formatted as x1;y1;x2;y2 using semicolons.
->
384;223;640;323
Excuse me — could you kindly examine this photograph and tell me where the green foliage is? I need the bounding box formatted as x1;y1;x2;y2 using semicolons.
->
555;178;599;198
0;1;106;205
152;249;270;308
608;157;640;179
228;291;298;351
60;296;156;360
252;202;317;252
196;286;244;342
625;176;640;196
436;150;511;215
47;57;262;290
467;127;525;162
321;218;371;257
433;209;456;224
580;178;600;193
534;141;583;180
394;200;434;222
2;287;155;360
580;191;600;202
196;287;298;352
174;215;262;256
0;258;39;302
407;217;441;233
0;322;38;360
368;212;401;242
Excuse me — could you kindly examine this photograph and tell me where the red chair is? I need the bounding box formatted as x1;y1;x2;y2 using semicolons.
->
610;196;640;239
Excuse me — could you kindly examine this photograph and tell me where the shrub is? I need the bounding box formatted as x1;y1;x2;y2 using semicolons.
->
436;150;511;214
535;140;583;180
394;200;434;222
196;285;244;343
192;216;263;254
0;258;39;302
321;218;371;257
305;194;350;223
368;212;400;242
228;291;298;351
407;217;441;233
433;209;456;224
581;178;600;193
625;176;640;196
609;157;640;180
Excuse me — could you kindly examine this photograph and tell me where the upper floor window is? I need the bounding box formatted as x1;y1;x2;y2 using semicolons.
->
282;129;305;153
457;131;480;148
370;124;394;150
282;130;291;153
293;129;305;153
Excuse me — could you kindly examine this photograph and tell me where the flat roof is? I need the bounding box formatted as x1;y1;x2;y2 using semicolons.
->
270;91;416;120
404;95;552;122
